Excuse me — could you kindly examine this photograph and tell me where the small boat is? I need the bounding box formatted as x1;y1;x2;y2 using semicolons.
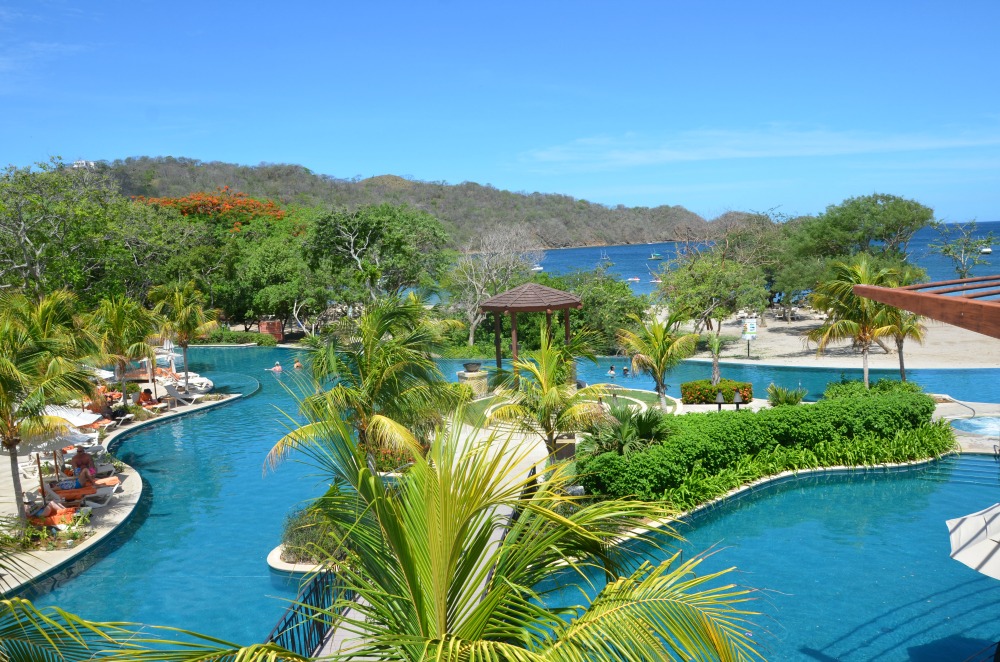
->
625;276;641;282
531;264;544;271
649;278;662;283
599;250;613;266
981;247;993;254
648;253;663;260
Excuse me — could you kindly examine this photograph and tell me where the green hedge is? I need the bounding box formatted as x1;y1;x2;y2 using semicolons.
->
680;379;753;404
191;330;278;346
579;389;940;501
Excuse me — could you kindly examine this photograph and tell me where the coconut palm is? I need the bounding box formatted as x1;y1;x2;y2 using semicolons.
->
89;294;160;402
882;269;927;382
148;281;219;392
617;312;699;412
269;295;467;465
257;411;766;662
0;290;96;524
808;257;897;388
488;331;606;456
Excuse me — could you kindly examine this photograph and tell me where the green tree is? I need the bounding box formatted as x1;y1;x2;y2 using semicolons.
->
488;332;606;456
929;220;997;279
0;290;96;524
306;203;450;302
89;295;160;399
0;159;119;296
260;412;765;661
269;295;468;461
657;250;767;384
798;193;934;258
881;267;927;383
617;313;698;411
808;257;898;387
148;281;219;391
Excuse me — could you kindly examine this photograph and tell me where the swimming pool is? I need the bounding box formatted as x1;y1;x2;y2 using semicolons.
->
544;455;1000;661
951;417;1000;436
21;349;1000;648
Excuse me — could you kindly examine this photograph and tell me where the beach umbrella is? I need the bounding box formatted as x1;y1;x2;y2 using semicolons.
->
946;502;1000;580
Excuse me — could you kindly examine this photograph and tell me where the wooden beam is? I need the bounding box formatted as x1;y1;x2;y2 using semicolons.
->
854;284;1000;339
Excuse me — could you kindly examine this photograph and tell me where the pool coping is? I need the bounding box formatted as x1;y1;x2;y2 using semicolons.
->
1;389;254;596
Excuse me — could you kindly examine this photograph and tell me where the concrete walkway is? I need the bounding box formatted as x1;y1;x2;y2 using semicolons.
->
0;391;242;594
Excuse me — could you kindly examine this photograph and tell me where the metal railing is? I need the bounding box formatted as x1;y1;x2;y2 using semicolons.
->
265;570;353;656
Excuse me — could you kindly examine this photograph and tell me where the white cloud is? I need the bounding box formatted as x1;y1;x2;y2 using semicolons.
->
520;124;1000;173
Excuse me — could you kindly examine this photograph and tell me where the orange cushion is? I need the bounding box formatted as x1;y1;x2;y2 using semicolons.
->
53;487;97;501
95;476;120;488
29;508;78;527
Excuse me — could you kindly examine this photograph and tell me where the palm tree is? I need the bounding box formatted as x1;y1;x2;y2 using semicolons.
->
0;290;96;524
617;312;698;412
488;331;606;456
882;268;927;382
269;295;467;464
148;281;219;392
808;257;897;388
89;294;160;402
256;411;766;661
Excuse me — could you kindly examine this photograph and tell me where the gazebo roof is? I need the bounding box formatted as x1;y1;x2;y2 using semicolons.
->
480;283;582;313
854;274;1000;339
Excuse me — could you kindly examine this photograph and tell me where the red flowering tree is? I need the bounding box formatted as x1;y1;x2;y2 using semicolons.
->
135;186;284;233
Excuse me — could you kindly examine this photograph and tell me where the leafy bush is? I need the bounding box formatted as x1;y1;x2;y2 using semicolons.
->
766;383;808;407
579;389;942;501
280;506;344;565
823;377;923;400
191;329;278;346
680;379;753;404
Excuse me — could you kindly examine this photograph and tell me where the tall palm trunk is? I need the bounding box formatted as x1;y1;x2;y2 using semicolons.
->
657;387;669;412
181;345;190;391
5;439;25;525
896;337;907;381
862;344;870;388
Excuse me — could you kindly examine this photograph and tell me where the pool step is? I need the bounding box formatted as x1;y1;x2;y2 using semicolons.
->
918;456;1000;486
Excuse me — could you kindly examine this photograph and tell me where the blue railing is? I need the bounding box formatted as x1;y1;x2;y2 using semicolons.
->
265;570;353;656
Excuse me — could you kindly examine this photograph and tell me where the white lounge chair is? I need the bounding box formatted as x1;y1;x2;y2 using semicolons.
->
163;384;206;406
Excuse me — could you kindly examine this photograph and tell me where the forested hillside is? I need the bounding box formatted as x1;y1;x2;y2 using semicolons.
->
102;156;709;249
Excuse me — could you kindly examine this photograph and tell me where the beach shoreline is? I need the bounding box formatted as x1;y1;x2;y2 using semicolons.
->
686;315;1000;371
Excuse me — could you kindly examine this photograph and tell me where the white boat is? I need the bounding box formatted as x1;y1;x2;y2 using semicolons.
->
531;264;544;271
625;276;641;282
981;246;993;254
649;278;662;283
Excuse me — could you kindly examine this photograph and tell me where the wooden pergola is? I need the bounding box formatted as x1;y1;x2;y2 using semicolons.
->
854;274;1000;339
479;283;583;370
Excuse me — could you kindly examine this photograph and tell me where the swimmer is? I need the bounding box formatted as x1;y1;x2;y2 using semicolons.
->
269;361;283;373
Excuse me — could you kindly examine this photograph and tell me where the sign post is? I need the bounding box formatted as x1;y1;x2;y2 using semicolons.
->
741;319;757;358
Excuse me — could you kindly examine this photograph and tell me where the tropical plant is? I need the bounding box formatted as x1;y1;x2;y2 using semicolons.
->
0;290;96;524
578;403;674;457
807;257;898;388
266;409;766;661
148;281;219;391
879;268;927;383
488;331;606;456
270;295;468;464
766;383;808;407
617;312;698;411
88;294;160;399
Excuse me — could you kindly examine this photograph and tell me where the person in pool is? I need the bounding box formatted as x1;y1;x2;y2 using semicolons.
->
293;358;303;370
270;361;283;373
607;365;615;378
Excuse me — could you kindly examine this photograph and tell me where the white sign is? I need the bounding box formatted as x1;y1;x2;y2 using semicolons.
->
742;319;757;340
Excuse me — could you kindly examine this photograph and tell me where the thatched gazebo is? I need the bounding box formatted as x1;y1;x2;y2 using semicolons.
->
479;283;583;370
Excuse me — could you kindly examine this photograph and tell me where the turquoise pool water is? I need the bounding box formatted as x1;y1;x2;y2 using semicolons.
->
21;348;1000;649
544;455;1000;661
24;347;319;644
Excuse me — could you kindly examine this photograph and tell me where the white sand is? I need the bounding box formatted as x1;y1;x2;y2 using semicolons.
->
689;313;1000;370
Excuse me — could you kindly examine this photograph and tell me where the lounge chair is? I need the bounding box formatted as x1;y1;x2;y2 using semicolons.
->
163;384;206;406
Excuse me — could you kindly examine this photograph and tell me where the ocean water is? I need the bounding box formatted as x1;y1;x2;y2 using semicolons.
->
534;220;1000;296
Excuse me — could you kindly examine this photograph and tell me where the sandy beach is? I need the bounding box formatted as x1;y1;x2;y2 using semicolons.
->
689;313;1000;371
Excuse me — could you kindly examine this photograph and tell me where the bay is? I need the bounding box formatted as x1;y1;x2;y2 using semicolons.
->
533;220;1000;297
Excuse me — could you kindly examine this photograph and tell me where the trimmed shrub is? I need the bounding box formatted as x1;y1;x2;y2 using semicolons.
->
192;329;278;346
578;389;941;501
823;377;923;400
766;383;808;406
680;379;753;404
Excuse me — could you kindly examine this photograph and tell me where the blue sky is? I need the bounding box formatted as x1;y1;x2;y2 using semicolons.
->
3;0;999;221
